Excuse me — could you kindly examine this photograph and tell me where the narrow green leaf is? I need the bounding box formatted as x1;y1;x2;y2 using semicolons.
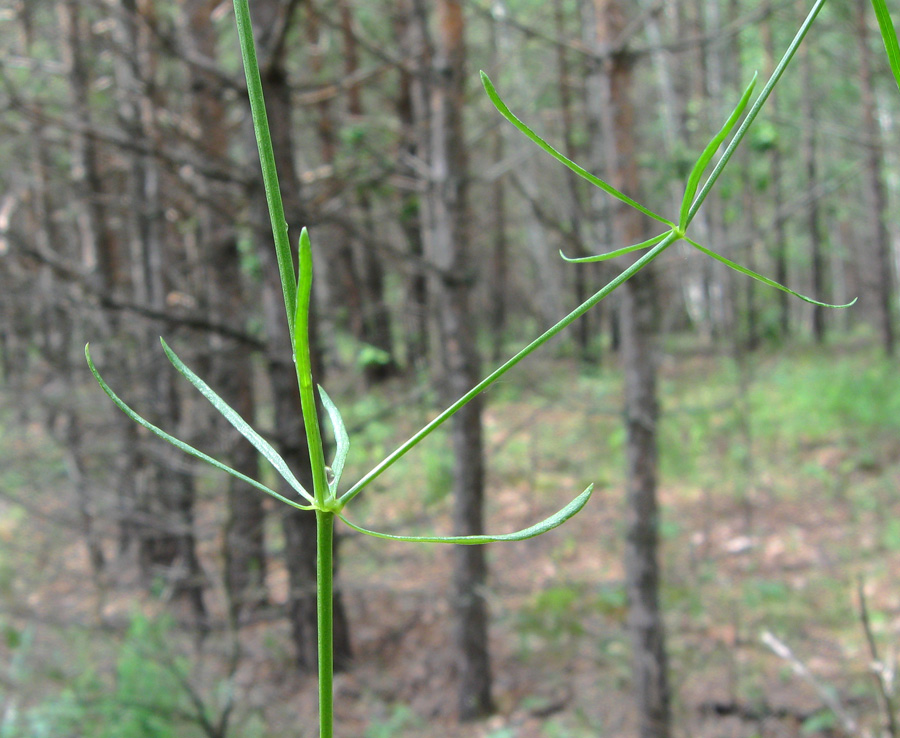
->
339;485;593;545
294;227;313;341
686;0;829;225
480;72;673;229
292;228;330;507
872;0;900;95
686;237;857;309
561;231;672;264
318;385;349;496
679;73;757;229
86;345;313;511
160;339;314;503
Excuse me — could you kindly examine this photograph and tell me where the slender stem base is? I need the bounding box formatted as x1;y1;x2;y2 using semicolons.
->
316;510;335;738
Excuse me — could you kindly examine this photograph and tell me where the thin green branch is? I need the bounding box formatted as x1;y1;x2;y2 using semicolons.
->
686;237;856;308
561;232;671;264
233;0;296;335
316;511;335;738
339;230;680;506
319;385;350;497
679;73;757;229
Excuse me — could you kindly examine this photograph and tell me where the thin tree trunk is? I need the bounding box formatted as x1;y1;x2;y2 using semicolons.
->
488;10;509;362
594;2;671;736
580;0;618;351
800;0;827;342
60;0;121;293
395;0;430;369
185;0;268;620
423;0;493;720
339;0;399;382
761;14;791;338
856;0;895;355
554;0;592;360
304;0;367;347
116;0;207;626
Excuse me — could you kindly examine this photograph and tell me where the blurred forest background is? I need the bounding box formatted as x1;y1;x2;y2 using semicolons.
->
1;0;900;736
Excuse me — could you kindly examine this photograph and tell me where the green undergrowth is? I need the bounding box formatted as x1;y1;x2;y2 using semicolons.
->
338;337;899;543
0;613;259;738
2;336;896;735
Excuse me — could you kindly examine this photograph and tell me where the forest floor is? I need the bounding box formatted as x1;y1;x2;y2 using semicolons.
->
2;335;899;737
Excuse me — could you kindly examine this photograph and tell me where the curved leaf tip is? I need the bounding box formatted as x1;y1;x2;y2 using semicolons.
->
339;484;594;545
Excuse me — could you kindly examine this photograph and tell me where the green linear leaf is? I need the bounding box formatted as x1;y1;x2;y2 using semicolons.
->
686;237;857;308
686;0;829;225
318;385;349;496
679;73;757;229
561;231;672;264
160;338;314;503
86;345;313;511
292;228;330;507
339;485;593;545
872;0;900;95
480;72;673;229
294;228;313;344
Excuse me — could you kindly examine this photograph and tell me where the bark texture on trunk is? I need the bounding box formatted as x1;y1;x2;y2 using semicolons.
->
421;0;494;720
185;0;268;620
113;0;207;626
857;0;895;356
593;1;671;735
799;1;827;343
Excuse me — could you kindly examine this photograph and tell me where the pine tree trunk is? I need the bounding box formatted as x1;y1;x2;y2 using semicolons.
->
423;0;494;720
761;15;791;338
593;1;671;735
800;0;827;342
185;0;268;620
115;0;207;626
339;0;399;382
396;0;431;369
856;0;895;355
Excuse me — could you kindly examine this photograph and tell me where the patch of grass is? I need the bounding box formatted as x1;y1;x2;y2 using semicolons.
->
365;704;423;738
750;351;900;447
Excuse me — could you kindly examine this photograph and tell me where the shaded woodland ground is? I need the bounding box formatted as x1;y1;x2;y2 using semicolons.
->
2;334;899;736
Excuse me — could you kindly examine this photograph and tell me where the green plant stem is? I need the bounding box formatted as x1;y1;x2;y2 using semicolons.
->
232;0;297;334
685;0;828;226
340;229;680;505
316;510;335;738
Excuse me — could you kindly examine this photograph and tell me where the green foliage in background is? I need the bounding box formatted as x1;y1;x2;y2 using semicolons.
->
0;613;252;738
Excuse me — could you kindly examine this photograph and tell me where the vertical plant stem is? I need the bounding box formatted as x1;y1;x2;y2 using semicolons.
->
232;0;297;334
317;510;335;738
